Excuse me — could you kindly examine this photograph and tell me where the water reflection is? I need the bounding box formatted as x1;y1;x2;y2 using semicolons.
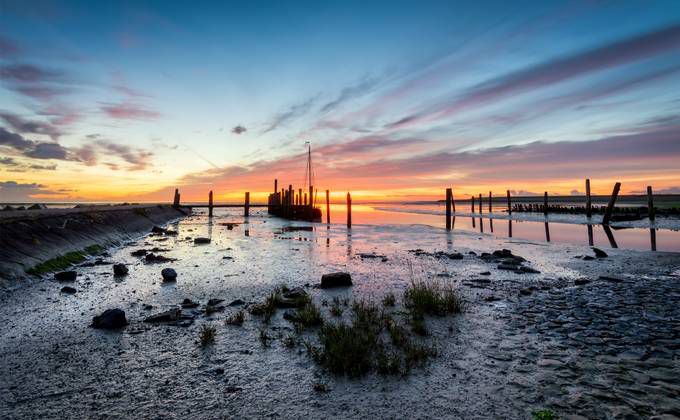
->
544;222;551;242
650;228;657;251
587;225;594;246
508;219;513;238
602;225;617;248
489;218;494;233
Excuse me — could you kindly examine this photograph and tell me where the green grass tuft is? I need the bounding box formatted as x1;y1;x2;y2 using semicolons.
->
27;245;105;276
403;279;463;317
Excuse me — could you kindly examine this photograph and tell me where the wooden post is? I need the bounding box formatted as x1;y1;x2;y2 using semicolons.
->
298;188;302;206
445;188;452;231
274;179;278;195
244;192;250;217
288;185;293;215
585;179;592;218
471;195;475;213
488;191;492;213
602;182;621;225
346;192;352;229
647;186;655;222
451;189;456;212
304;193;307;206
309;185;314;221
208;190;213;217
506;190;512;215
478;193;482;214
325;189;330;224
173;188;180;207
543;192;548;216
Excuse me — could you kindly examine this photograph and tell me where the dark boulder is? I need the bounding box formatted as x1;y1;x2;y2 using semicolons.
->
181;298;200;308
60;286;77;294
92;308;128;329
320;272;353;288
592;247;608;258
113;264;129;276
229;299;245;306
131;249;148;257
276;287;309;308
144;307;181;323
54;271;77;281
194;237;211;245
161;268;177;281
207;298;224;306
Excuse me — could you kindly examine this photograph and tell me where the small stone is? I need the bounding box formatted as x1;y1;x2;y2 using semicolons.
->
144;307;181;323
592;247;608;258
161;268;177;281
574;278;591;286
207;298;224;306
131;249;147;257
228;299;245;306
54;271;77;281
582;255;595;261
113;264;129;276
92;308;128;329
519;288;532;296
320;272;353;288
181;298;199;308
194;237;211;245
60;286;77;294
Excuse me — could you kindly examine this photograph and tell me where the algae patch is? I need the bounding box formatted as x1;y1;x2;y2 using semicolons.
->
26;244;104;276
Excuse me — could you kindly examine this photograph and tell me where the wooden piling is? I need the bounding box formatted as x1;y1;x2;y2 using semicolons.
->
208;190;213;217
347;192;352;229
244;192;250;217
602;182;621;225
173;188;180;207
647;186;655;222
288;185;293;215
445;188;452;231
309;185;314;221
325;189;330;224
543;192;548;216
451;189;456;212
585;179;592;218
506;190;512;215
478;193;482;214
304;193;308;206
471;195;475;213
274;179;278;195
488;191;492;213
298;188;302;206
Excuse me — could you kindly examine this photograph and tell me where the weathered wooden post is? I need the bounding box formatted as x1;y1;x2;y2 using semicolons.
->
309;185;314;221
488;191;492;213
208;190;213;217
602;182;621;225
445;188;452;231
288;185;293;216
506;190;512;215
325;189;330;224
451;189;456;212
647;186;655;222
585;179;592;218
274;179;278;195
478;193;482;214
543;192;548;216
471;195;475;213
173;188;180;207
298;188;302;205
347;192;352;229
244;192;250;217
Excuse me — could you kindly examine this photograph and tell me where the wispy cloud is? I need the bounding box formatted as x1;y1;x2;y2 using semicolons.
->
231;125;247;135
386;24;680;129
100;101;160;120
261;95;318;134
0;110;62;139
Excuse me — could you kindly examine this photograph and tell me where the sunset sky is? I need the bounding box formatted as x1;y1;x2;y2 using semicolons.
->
1;0;680;203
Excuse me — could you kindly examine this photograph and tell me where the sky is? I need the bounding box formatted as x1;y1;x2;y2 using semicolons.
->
1;0;680;203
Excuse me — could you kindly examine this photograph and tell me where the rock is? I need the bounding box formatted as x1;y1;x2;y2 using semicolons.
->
519;288;532;296
207;298;224;306
54;271;77;281
27;203;47;210
592;247;608;258
228;299;245;306
479;271;491;276
181;298;200;308
599;275;623;283
92;308;128;329
145;253;175;263
194;237;211;244
320;272;353;288
151;226;166;234
60;286;77;294
276;288;309;308
131;249;148;257
574;278;591;286
161;268;177;282
582;255;595;261
164;230;178;236
113;264;129;276
520;266;541;274
497;264;517;271
144;307;181;323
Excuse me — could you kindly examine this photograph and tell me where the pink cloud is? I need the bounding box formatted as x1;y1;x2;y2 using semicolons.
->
100;101;160;120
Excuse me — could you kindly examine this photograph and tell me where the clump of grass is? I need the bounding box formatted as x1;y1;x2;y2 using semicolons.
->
382;293;396;307
403;341;437;372
330;297;344;317
532;409;557;420
386;319;409;348
225;310;245;326
259;329;271;347
375;349;401;375
403;280;463;317
410;316;428;336
314;322;378;377
249;292;278;322
199;324;216;346
286;302;323;327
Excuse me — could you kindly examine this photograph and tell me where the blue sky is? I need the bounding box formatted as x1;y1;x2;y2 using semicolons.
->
1;0;680;201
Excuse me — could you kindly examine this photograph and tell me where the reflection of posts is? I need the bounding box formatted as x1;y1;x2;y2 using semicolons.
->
325;190;330;225
602;224;618;248
489;218;494;233
544;222;550;242
650;228;657;251
445;188;452;231
471;196;475;214
244;192;250;217
508;219;512;237
587;224;594;246
506;190;512;216
479;217;483;233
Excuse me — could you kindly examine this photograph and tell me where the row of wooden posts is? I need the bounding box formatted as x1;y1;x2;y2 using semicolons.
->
173;178;657;232
444;179;657;231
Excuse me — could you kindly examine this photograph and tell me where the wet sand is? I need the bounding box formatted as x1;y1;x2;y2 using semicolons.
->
0;208;678;419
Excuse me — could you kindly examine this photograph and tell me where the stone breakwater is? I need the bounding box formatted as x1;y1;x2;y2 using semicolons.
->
0;205;187;282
